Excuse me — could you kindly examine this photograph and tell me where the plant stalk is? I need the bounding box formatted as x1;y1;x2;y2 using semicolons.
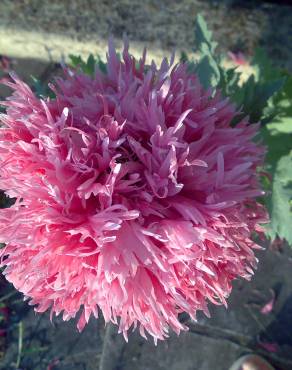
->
99;322;126;370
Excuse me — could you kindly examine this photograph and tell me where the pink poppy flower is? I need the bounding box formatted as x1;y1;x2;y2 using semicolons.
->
0;40;267;341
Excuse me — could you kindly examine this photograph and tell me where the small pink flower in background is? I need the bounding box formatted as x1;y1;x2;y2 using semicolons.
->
0;40;267;342
0;56;12;73
228;51;248;66
257;338;279;353
260;289;276;315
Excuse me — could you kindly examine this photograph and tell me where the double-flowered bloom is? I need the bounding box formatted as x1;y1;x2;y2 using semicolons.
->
0;41;267;341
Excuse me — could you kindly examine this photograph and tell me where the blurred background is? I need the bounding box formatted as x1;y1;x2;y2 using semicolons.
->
0;1;292;369
0;0;292;88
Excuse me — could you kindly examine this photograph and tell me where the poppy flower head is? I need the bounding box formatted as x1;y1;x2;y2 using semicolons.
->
0;40;267;342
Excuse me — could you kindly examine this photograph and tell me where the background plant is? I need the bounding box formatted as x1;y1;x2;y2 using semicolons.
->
184;15;292;245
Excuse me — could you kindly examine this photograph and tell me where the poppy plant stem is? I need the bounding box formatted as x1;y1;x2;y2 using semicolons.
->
99;322;126;370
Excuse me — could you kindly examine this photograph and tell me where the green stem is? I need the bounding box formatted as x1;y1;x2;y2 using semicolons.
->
99;322;126;370
15;321;23;369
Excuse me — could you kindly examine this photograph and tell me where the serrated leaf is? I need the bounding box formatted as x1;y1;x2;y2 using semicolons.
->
87;55;95;72
267;74;292;120
252;48;278;82
69;55;84;69
266;153;292;244
232;75;285;123
261;126;291;167
69;54;106;76
193;14;221;90
218;66;241;96
261;79;286;104
195;14;217;54
196;54;220;89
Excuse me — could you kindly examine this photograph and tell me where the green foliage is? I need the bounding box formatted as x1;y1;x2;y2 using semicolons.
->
31;76;55;99
266;153;292;243
193;14;220;89
192;14;285;124
192;14;292;245
233;74;285;123
69;54;107;76
195;14;217;55
195;53;221;90
264;73;292;126
242;49;286;123
261;77;292;244
257;56;292;244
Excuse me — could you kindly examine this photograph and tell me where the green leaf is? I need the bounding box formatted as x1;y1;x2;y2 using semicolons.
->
261;123;292;245
195;14;217;54
180;51;189;63
194;14;221;89
31;76;55;99
266;73;292;120
218;66;241;97
232;75;286;123
196;54;220;89
266;153;292;244
252;48;279;82
86;54;96;76
69;54;106;76
96;56;107;74
68;55;84;69
261;126;291;168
